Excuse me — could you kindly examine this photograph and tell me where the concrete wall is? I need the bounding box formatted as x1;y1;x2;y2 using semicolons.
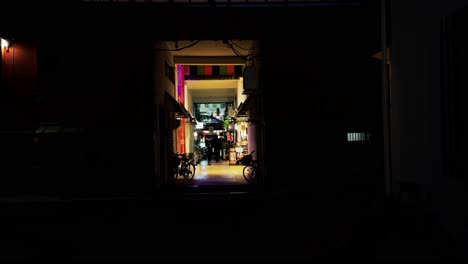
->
0;41;38;129
35;34;154;197
390;0;468;251
154;42;176;188
260;4;382;203
0;40;38;195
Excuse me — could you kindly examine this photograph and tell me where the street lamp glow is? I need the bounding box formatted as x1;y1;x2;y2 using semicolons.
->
1;38;9;50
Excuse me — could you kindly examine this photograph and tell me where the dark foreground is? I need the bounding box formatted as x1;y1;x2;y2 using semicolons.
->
0;188;463;261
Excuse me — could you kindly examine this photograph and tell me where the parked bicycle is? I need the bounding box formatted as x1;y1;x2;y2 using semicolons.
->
240;150;257;183
193;145;206;165
171;153;196;182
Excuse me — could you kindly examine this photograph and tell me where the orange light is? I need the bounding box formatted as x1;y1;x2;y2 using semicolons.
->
1;38;9;52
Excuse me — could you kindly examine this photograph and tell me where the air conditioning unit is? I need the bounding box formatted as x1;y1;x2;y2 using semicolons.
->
243;66;258;91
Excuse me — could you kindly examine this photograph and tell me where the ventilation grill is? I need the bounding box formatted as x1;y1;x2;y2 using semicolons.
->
347;132;371;142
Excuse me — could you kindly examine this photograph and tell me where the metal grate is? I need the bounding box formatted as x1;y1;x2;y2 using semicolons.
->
347;132;371;142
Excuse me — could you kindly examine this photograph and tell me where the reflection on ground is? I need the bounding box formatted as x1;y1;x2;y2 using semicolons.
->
174;159;248;187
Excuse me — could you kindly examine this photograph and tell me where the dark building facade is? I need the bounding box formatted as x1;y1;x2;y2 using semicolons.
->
1;0;468;259
1;0;382;196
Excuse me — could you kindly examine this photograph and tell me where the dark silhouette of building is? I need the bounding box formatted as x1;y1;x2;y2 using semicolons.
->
0;0;467;261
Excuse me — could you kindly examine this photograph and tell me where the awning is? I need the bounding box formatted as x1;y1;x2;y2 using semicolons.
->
165;92;193;120
233;95;252;118
203;122;225;131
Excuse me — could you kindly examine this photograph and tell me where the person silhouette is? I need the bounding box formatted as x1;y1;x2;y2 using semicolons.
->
213;135;221;162
214;108;223;121
205;135;213;165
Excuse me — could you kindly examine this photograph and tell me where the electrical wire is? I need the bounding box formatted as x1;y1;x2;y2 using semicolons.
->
228;40;256;51
155;39;258;64
224;41;257;62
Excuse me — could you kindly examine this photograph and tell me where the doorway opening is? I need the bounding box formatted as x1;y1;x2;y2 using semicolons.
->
154;40;262;192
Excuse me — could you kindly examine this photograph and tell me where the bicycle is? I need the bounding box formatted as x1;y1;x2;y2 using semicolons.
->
172;153;196;182
193;145;206;165
243;160;257;183
241;150;257;183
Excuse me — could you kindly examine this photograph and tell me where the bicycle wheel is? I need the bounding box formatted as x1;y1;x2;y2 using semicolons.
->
183;162;196;181
243;165;256;183
172;169;179;183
